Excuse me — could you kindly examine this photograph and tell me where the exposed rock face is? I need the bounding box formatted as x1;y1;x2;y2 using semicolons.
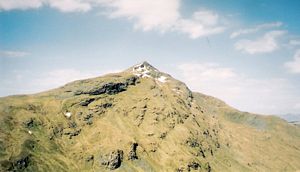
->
128;143;138;160
23;118;40;129
64;129;81;139
87;83;127;95
100;150;124;170
49;125;64;140
79;98;95;106
186;137;200;148
0;152;32;171
126;76;138;85
83;113;93;125
74;76;138;96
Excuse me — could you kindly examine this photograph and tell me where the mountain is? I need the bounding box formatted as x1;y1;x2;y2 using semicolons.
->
279;113;300;122
1;62;300;172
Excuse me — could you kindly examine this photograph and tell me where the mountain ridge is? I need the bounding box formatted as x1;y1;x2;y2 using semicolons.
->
0;62;300;172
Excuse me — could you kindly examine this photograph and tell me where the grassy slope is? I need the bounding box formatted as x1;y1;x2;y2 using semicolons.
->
193;92;300;171
0;69;299;172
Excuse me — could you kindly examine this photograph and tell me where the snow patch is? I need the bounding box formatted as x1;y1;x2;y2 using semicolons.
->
157;76;167;83
65;112;72;118
132;63;153;78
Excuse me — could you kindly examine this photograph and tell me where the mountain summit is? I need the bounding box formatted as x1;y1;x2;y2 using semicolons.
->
0;62;300;172
127;61;169;81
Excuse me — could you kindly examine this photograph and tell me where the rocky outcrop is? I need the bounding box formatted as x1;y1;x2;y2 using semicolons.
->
79;98;95;106
187;161;201;171
100;150;124;170
83;113;93;125
64;129;81;139
186;137;200;148
0;152;32;171
126;76;139;85
23;118;40;129
49;125;64;140
128;143;138;160
74;76;139;96
86;155;94;162
88;82;127;95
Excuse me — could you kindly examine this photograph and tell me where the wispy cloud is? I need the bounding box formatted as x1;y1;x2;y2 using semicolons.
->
230;21;282;39
0;50;30;58
0;0;43;10
97;0;225;39
0;0;225;39
0;0;91;12
289;40;300;46
98;0;181;32
284;50;300;74
177;62;298;114
48;0;91;12
234;30;286;54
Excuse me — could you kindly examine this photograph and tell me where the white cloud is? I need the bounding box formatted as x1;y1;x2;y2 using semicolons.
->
177;62;299;114
234;30;286;54
0;50;30;57
289;40;300;46
175;10;225;39
284;50;300;74
230;21;282;39
293;102;300;110
0;0;91;12
100;0;224;39
97;0;225;39
48;0;91;12
178;63;236;80
97;0;180;32
0;0;225;39
0;0;43;10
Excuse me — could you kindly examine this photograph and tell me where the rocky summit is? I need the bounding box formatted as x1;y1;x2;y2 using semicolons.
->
0;62;300;172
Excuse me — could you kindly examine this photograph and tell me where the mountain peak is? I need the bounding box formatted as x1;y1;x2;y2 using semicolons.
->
133;61;158;71
128;61;161;78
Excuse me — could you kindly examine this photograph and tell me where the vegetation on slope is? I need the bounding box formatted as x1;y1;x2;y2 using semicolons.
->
0;62;299;172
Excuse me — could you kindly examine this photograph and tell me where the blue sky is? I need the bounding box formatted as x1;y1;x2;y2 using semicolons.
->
0;0;300;116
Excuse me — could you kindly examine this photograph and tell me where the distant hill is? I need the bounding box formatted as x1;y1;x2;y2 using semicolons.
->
1;62;300;172
279;113;300;122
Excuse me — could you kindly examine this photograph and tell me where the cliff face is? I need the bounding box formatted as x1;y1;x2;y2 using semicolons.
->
1;62;300;172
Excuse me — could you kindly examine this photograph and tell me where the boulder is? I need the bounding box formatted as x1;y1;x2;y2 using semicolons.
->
23;118;34;128
128;143;138;160
100;150;124;170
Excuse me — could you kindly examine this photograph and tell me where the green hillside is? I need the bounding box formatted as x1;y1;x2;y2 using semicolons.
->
1;62;299;172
